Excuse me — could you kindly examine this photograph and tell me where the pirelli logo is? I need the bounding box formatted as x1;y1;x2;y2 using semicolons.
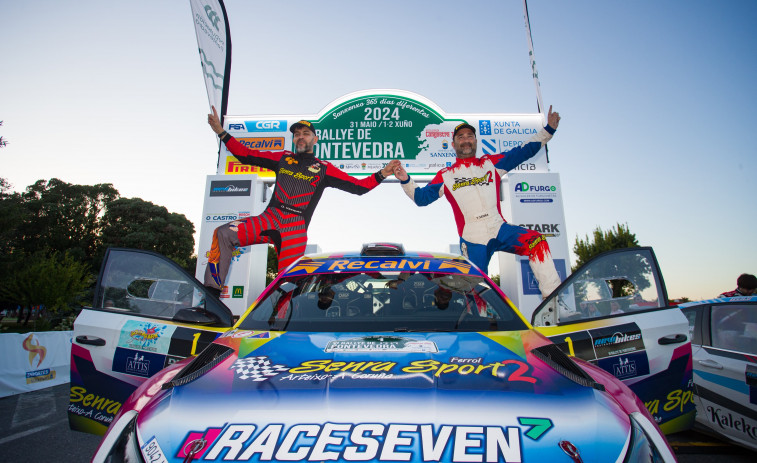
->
225;156;275;177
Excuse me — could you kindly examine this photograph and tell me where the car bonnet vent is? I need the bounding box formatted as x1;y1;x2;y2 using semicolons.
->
162;343;233;390
531;344;605;391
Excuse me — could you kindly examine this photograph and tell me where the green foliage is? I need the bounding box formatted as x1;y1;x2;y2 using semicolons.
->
572;223;646;298
15;179;119;268
0;177;197;330
266;245;279;285
0;251;93;317
490;274;501;286
99;197;195;269
573;223;639;272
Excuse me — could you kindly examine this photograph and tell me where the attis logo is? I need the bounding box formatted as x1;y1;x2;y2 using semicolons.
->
514;182;557;192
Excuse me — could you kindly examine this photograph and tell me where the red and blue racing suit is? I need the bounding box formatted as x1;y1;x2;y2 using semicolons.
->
205;135;386;290
400;125;561;297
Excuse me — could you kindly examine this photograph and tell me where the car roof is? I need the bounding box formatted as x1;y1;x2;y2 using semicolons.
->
677;295;757;309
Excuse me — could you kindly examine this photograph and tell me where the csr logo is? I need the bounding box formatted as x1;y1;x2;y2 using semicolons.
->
244;120;287;132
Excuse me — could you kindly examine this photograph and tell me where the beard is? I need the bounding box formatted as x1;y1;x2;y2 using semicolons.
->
295;140;314;154
455;141;477;158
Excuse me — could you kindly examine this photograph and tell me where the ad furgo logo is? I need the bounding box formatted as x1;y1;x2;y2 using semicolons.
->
513;182;556;193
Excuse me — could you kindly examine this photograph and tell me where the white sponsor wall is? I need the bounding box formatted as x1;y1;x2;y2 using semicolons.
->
195;175;270;316
0;331;73;397
499;172;570;321
203;90;569;315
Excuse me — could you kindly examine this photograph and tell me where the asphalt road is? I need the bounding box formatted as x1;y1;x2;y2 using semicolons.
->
0;383;754;462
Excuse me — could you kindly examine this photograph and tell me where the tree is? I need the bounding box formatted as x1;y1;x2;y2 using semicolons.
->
572;223;647;298
0;120;7;147
0;251;93;321
266;245;279;285
573;223;639;271
100;197;195;270
16;178;119;267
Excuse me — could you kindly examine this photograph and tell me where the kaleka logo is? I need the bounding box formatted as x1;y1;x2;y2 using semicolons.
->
514;182;556;193
22;334;46;367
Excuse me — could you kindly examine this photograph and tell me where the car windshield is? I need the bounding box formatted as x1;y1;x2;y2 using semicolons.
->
238;271;528;333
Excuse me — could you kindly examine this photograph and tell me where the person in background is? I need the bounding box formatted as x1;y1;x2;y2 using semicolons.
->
718;273;757;298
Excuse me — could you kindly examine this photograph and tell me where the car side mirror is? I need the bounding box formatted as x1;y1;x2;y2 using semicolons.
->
173;307;222;325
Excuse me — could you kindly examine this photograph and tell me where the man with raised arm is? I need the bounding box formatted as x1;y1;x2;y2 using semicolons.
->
394;106;562;298
205;107;400;297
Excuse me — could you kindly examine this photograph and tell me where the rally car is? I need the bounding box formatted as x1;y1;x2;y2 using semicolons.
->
74;244;681;462
679;296;757;451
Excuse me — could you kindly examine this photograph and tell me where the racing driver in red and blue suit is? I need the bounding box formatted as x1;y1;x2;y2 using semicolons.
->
206;107;400;297
394;107;562;298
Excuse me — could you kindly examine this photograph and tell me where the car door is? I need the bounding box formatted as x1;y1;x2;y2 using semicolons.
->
681;300;757;450
69;248;234;435
531;247;695;434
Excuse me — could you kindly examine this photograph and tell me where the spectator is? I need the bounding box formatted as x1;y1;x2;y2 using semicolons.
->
718;273;757;298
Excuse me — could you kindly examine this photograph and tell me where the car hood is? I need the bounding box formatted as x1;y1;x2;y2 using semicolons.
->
134;329;633;462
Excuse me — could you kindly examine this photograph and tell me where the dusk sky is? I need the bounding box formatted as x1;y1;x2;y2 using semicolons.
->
2;0;755;300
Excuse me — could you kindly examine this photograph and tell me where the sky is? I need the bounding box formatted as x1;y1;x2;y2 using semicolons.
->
1;0;756;301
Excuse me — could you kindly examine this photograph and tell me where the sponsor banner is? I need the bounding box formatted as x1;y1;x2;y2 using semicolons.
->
324;336;438;353
596;350;650;380
220;90;549;176
209;179;252;196
285;257;474;277
0;331;73;397
112;347;167;378
699;396;757;442
589;323;646;359
520;259;567;296
499;172;570;320
190;0;231;119
117;320;176;354
197;175;269;317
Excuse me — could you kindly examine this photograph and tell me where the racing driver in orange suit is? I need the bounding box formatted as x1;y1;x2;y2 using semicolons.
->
205;107;400;297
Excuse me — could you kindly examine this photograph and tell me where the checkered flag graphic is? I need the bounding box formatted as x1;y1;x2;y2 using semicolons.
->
230;355;289;381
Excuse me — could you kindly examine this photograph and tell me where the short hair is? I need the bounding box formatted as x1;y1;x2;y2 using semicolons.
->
736;273;757;290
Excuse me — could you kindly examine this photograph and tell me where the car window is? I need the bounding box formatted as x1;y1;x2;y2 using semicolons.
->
239;271;527;333
534;248;665;325
680;306;701;345
96;250;209;320
710;304;757;354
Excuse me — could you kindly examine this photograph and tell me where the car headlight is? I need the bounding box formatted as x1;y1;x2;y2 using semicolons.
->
623;412;676;463
92;411;144;463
